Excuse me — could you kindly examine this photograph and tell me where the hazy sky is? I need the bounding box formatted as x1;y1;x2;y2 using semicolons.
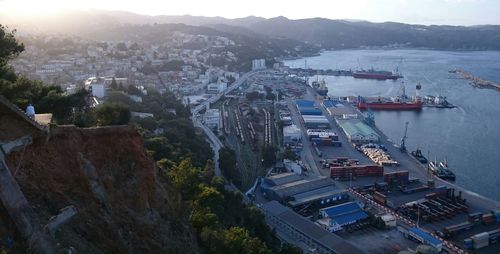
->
0;0;499;25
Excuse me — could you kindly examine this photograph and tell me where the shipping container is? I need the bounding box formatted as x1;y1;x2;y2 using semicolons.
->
468;212;483;223
472;232;490;249
482;214;496;225
443;221;473;237
464;238;473;250
489;228;500;244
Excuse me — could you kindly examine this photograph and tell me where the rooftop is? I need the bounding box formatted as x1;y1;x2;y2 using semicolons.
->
262;201;365;254
337;119;379;137
288;186;346;207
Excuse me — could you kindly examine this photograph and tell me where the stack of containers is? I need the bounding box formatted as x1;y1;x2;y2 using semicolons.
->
482;213;496;225
383;171;410;185
330;165;384;178
472;232;489;249
444;222;473;237
489;228;500;245
468;212;483;224
493;210;500;222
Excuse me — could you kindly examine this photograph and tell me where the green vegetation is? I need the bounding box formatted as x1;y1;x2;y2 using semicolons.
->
166;158;280;254
218;146;242;186
283;147;299;161
261;145;277;167
94;102;131;126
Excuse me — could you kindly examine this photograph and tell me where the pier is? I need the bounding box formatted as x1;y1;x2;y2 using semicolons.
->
454;69;500;91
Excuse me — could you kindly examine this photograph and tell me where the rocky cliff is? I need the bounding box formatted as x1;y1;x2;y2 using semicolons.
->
2;125;199;253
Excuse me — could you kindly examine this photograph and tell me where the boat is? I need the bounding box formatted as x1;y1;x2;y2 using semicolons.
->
411;149;428;164
428;159;456;181
357;82;423;110
352;69;402;80
317;79;328;96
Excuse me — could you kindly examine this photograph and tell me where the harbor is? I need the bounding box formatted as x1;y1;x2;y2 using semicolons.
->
226;67;500;253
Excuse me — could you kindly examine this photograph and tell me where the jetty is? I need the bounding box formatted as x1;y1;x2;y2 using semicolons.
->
454;69;500;91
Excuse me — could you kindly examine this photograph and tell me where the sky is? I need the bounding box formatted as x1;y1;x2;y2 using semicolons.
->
0;0;499;26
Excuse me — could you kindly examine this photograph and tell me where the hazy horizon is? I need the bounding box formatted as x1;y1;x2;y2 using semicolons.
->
1;0;500;26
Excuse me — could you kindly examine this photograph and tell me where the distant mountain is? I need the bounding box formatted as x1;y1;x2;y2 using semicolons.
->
247;17;500;50
3;10;500;50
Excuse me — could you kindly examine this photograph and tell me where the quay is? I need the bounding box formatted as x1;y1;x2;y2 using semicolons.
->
454;69;500;91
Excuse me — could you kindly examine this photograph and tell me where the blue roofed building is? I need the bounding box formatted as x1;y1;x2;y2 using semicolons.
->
317;201;369;232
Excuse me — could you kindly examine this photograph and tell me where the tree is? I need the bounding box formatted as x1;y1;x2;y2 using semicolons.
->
94;102;131;126
278;243;302;254
218;146;241;186
168;158;201;197
0;25;24;81
110;77;118;89
261;145;277;167
283;147;298;161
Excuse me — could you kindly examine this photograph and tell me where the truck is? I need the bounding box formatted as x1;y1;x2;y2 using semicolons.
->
407;227;443;252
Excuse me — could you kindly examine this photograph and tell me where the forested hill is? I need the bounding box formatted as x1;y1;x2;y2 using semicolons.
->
4;10;500;51
246;17;500;50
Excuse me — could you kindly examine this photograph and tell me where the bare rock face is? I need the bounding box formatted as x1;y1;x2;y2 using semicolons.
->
4;126;199;254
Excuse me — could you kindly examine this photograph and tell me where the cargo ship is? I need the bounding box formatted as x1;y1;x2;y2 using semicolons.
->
352;69;402;80
357;82;423;110
428;159;456;181
411;149;428;164
312;78;328;96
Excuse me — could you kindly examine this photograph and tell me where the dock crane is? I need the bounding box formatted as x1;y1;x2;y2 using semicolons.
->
400;122;409;152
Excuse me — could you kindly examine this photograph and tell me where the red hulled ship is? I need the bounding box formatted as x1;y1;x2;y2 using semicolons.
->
357;82;422;110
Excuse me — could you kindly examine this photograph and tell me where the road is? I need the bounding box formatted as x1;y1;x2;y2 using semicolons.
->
191;70;269;193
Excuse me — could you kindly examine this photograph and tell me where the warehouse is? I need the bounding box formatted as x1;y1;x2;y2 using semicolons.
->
260;172;303;194
317;201;369;232
287;186;350;209
296;100;323;115
266;176;334;202
261;201;366;254
302;115;330;129
336;119;379;144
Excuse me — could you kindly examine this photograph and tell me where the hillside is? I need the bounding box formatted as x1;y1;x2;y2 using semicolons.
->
4;10;500;50
2;125;199;253
247;17;500;50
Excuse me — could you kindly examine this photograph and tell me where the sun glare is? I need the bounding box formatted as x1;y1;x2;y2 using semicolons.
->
0;0;71;17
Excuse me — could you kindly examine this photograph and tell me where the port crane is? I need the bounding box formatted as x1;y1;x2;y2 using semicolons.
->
400;122;409;152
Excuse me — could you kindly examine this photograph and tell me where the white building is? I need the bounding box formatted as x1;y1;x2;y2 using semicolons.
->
204;109;221;130
85;77;107;98
207;82;227;94
283;124;301;145
252;59;266;70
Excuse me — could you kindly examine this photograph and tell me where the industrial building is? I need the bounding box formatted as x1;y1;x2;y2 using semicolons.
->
261;201;366;254
323;101;358;118
317;201;368;232
266;176;334;202
336;119;380;144
296;100;323;115
287;186;350;209
302;115;330;129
